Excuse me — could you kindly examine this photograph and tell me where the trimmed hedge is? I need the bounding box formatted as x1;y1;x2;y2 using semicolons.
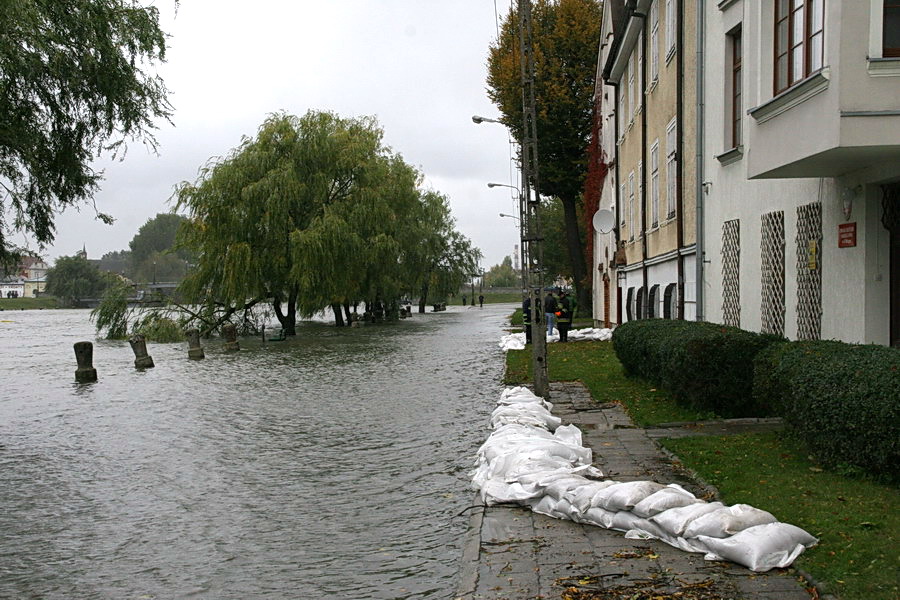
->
754;341;900;481
612;319;783;417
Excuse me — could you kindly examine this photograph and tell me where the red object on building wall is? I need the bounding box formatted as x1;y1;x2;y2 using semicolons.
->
838;222;857;248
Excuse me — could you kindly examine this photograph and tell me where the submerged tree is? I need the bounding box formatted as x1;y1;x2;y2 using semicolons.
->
0;0;172;261
175;110;479;333
486;0;602;311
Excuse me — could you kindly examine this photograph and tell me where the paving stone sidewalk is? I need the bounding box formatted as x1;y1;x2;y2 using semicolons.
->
455;381;812;600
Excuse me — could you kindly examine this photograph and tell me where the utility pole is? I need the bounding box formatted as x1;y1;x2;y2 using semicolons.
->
518;0;549;398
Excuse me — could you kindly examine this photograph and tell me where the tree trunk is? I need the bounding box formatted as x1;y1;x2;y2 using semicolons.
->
273;290;297;335
418;282;428;313
331;303;344;326
342;301;352;325
561;194;590;312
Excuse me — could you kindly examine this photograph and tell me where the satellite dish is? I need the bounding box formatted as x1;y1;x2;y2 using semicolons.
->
592;209;615;234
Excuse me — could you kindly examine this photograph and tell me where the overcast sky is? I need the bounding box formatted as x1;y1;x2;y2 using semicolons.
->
29;0;524;270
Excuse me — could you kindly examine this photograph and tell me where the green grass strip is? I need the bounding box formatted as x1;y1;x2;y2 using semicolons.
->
504;340;713;425
660;433;899;600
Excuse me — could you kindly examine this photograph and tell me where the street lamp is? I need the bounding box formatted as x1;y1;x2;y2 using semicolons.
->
499;212;520;222
472;115;503;125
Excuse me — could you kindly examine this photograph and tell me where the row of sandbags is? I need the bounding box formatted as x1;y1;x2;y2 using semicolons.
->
499;327;614;351
470;386;818;572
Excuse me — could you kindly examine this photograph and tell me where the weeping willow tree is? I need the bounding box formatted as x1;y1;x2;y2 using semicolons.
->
174;110;479;333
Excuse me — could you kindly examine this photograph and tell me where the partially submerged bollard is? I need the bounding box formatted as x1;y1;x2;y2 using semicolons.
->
128;334;154;368
186;328;205;360
223;323;239;352
74;341;98;383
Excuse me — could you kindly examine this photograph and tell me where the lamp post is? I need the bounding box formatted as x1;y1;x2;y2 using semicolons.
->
472;115;503;125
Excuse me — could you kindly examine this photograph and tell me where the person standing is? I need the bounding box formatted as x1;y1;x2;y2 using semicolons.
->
478;294;484;308
557;291;572;342
544;290;558;336
522;296;532;344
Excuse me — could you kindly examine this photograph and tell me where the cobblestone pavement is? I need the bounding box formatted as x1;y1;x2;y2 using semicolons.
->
455;382;812;600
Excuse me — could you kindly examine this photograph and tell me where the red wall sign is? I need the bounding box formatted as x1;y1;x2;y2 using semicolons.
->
838;222;857;248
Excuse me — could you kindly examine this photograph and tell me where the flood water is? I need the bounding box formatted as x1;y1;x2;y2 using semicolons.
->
0;304;511;599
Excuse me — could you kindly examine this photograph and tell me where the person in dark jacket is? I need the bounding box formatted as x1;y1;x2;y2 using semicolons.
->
557;291;572;342
544;290;558;336
522;296;532;344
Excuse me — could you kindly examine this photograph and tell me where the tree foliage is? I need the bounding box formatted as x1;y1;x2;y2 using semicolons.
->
0;0;172;262
486;0;601;310
45;254;112;305
175;111;479;333
483;255;520;288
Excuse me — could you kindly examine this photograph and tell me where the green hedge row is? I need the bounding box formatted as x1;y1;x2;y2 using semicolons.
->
612;319;783;417
754;341;900;481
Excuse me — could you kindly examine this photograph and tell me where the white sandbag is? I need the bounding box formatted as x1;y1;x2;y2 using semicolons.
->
625;518;677;544
565;480;621;514
650;501;725;537
531;495;575;520
553;424;584;448
498;386;542;404
591;481;666;512
683;504;777;539
499;333;526;351
697;523;818;572
480;479;538;505
490;404;561;431
609;510;643;532
579;506;617;529
631;484;700;518
540;474;594;500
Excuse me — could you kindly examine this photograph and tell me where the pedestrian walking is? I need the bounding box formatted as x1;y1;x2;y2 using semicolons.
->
522;296;532;344
478;294;484;308
557;291;572;342
544;290;558;336
462;295;467;306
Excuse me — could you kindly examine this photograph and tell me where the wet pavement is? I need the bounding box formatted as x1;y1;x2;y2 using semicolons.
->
455;382;812;600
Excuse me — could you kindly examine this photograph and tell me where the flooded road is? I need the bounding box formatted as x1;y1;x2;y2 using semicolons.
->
0;304;512;599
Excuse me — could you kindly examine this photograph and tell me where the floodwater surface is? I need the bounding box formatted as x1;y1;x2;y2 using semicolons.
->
0;304;511;599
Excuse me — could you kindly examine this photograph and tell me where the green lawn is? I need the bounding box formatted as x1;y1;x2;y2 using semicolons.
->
661;433;899;600
0;296;59;310
505;340;713;425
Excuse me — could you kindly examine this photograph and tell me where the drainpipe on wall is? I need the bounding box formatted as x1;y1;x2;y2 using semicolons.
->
695;0;706;322
611;81;622;325
676;0;685;320
638;10;649;318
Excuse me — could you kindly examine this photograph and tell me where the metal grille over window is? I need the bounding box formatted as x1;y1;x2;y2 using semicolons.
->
761;211;785;336
795;202;822;340
722;219;741;327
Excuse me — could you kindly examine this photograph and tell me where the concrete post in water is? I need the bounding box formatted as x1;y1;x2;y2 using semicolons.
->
222;323;239;352
186;328;205;360
128;334;155;368
74;341;98;383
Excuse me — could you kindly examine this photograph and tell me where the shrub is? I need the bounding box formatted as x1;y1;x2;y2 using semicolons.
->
133;311;184;342
613;319;783;417
754;341;900;481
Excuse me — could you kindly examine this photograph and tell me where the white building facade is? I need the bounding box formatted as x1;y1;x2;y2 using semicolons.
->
702;0;900;346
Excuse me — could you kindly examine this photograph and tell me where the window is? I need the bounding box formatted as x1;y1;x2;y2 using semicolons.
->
886;2;900;57
650;1;660;82
666;118;677;218
637;34;643;113
620;182;627;227
637;161;643;236
665;0;676;59
636;286;646;319
774;0;825;94
628;54;635;121
650;142;660;227
648;284;660;318
626;287;635;321
731;28;742;147
628;171;635;240
663;283;677;319
618;84;626;136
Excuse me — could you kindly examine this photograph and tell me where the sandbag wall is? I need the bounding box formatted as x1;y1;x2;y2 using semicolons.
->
470;387;817;572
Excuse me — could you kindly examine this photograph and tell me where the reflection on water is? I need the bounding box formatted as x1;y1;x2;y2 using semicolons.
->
0;305;512;599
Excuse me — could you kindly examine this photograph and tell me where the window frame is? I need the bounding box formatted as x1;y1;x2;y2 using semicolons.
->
731;27;743;148
650;0;660;82
665;0;676;60
650;141;660;228
774;0;825;95
628;171;635;241
885;1;900;57
665;118;677;218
